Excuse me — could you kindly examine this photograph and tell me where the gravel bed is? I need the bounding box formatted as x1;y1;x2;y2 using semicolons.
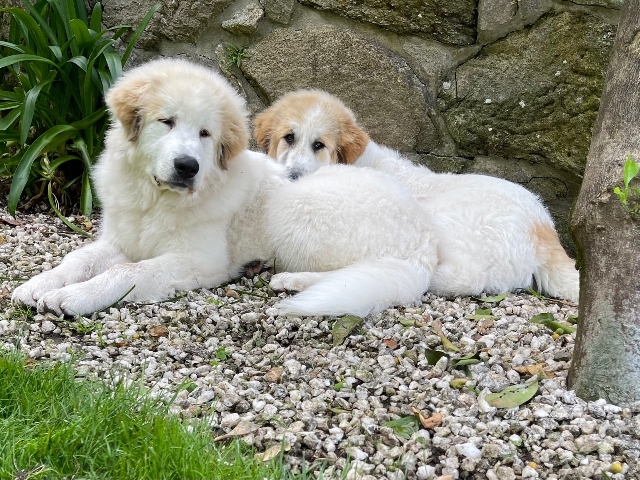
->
1;206;639;480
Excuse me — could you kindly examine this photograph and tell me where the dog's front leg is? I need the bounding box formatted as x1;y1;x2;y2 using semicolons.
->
37;253;231;317
11;239;128;308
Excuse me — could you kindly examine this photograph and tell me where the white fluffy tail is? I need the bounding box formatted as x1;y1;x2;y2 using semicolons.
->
275;258;431;317
532;223;580;303
534;257;580;304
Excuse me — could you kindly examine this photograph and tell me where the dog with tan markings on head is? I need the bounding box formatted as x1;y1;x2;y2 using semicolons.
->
254;89;580;303
12;59;440;318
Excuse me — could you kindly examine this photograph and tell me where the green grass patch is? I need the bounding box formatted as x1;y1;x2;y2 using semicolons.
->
0;352;288;479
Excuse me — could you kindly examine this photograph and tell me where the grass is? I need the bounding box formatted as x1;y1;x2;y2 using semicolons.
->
0;351;293;480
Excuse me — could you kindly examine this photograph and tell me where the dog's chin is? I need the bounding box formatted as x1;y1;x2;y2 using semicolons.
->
153;175;196;194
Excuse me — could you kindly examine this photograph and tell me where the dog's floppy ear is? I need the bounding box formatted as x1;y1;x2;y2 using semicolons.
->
105;76;151;142
337;119;369;165
219;110;249;170
253;107;276;154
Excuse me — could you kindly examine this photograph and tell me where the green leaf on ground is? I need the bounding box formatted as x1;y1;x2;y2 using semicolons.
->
425;349;448;366
529;313;576;334
382;416;419;440
332;315;363;346
486;380;539;408
473;292;509;303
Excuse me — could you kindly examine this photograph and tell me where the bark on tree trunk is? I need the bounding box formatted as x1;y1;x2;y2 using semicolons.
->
568;0;640;403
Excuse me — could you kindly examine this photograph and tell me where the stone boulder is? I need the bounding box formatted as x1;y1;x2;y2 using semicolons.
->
438;11;616;178
299;0;477;46
99;0;234;48
241;25;437;151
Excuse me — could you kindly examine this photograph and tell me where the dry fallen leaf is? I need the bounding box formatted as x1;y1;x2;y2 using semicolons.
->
437;475;455;480
0;217;20;226
432;320;459;352
149;325;169;338
264;366;283;383
225;288;240;299
382;338;398;349
255;442;290;462
514;364;555;378
214;420;259;442
411;406;443;429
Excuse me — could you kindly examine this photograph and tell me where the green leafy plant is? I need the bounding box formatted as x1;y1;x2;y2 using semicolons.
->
224;42;249;68
613;154;640;215
0;0;159;225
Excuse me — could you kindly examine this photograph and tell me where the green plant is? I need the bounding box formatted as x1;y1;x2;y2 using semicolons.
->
0;0;159;225
613;154;640;215
225;42;249;68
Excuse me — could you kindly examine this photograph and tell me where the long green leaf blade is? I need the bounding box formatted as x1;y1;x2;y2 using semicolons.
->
20;78;53;145
122;3;160;65
80;168;92;215
0;54;57;70
8;124;76;215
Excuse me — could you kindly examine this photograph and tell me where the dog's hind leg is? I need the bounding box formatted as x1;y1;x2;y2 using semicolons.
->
270;271;330;293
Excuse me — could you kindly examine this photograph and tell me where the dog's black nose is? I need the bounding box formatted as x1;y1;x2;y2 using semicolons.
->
288;169;302;180
174;156;199;179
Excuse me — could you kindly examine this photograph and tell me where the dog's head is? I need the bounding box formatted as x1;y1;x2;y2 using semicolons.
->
253;90;369;180
105;58;249;193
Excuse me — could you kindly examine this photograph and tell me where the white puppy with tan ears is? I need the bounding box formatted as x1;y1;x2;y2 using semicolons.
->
254;89;579;303
12;59;438;317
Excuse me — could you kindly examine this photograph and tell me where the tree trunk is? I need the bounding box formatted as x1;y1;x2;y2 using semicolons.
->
568;0;640;403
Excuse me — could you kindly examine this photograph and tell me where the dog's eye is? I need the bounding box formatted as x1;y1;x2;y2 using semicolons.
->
313;141;325;152
159;118;175;128
284;133;294;145
200;129;210;138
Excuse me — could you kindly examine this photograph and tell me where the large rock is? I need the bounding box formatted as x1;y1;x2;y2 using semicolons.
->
477;0;553;44
299;0;477;46
439;11;616;178
242;26;437;152
99;0;234;48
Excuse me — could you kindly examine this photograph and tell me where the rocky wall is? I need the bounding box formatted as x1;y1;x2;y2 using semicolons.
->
5;0;622;252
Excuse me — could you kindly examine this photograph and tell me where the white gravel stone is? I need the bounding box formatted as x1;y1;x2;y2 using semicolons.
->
3;207;640;479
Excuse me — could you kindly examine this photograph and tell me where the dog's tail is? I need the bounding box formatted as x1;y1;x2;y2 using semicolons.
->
275;258;431;317
532;223;580;303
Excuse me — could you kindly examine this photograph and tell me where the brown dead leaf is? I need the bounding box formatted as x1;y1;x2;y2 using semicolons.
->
149;325;169;338
264;366;283;383
214;420;259;442
0;286;10;298
514;364;555;378
477;317;495;334
411;406;443;429
83;220;93;231
255;442;290;462
437;476;455;480
382;338;398;349
432;320;459;352
0;217;20;226
113;341;131;348
225;288;240;299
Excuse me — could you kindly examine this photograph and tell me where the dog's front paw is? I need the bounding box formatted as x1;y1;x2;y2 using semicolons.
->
38;284;98;317
11;273;65;308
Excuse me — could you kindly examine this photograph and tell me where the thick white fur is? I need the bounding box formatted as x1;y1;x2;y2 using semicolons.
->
12;60;438;317
254;90;579;303
267;165;436;316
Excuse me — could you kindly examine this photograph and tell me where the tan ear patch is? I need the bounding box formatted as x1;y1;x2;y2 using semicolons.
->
219;110;249;169
253;108;276;153
105;77;151;142
337;116;369;164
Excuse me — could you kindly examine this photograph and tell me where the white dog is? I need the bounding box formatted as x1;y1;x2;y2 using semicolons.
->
254;89;580;303
12;59;438;317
